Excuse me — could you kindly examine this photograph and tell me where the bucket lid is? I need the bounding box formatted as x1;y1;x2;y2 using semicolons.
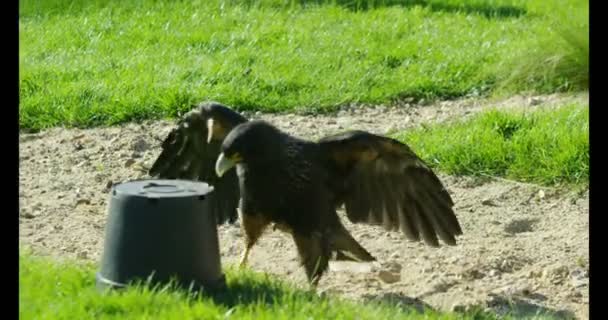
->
112;179;214;199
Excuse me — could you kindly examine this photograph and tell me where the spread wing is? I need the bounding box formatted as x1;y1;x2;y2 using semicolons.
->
319;130;462;247
148;102;247;225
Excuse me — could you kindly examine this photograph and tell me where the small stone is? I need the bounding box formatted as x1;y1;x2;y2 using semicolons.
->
500;259;512;271
529;97;542;106
538;190;545;199
73;142;84;151
77;251;88;259
124;158;136;167
20;212;36;219
378;270;401;283
132;138;151;152
571;278;588;288
481;199;499;206
75;199;91;206
570;267;589;280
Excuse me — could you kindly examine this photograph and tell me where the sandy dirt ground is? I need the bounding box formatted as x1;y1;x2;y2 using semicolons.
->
19;92;588;319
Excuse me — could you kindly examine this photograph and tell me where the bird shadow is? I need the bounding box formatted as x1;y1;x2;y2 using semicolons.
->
205;276;318;308
127;270;322;309
108;274;576;319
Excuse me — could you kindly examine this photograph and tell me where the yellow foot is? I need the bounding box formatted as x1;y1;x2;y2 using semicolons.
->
239;247;251;268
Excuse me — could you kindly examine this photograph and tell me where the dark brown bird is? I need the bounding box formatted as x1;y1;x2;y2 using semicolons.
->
149;102;462;286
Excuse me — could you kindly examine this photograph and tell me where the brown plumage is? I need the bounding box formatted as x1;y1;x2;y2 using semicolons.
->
149;102;462;286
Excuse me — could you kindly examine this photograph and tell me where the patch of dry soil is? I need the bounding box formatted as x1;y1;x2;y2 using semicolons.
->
19;93;588;319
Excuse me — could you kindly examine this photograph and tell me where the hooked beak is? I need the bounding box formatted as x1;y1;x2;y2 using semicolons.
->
207;117;229;144
215;152;241;177
206;118;216;143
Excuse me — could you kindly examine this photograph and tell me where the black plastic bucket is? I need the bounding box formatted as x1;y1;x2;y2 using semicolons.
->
96;179;226;293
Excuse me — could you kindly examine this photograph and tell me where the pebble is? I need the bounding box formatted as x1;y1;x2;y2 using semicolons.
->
124;158;136;167
75;199;91;206
20;212;36;219
570;267;588;279
481;198;499;206
529;97;543;106
378;270;401;283
132;138;151;152
488;269;500;277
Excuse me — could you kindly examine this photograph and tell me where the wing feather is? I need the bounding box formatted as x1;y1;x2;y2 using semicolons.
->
319;130;462;247
149;102;247;225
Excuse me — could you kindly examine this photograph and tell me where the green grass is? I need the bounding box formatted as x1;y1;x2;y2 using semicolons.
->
397;103;589;187
490;1;588;94
19;0;588;131
20;249;509;320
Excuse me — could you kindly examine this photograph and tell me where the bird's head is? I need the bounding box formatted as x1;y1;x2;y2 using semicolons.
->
215;120;284;177
199;101;248;143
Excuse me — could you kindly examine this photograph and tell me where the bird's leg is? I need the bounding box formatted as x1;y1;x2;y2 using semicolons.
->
239;209;270;269
239;246;252;268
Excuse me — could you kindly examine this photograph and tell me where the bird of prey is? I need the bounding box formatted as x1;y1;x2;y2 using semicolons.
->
149;101;462;286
